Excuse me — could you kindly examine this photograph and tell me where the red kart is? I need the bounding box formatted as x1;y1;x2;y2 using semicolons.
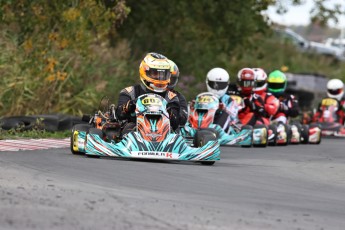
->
312;97;345;137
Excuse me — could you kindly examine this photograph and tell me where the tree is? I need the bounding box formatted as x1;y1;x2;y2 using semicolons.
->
274;0;345;27
117;0;272;78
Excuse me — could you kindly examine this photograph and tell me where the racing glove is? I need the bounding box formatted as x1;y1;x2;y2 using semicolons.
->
167;107;180;131
256;106;267;117
124;100;136;113
279;102;289;113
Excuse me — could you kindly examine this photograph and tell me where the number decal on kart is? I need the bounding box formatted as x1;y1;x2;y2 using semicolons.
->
321;98;338;107
142;97;162;106
197;95;215;103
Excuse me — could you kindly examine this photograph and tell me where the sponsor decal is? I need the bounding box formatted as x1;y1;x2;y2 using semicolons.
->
145;133;162;138
132;151;175;159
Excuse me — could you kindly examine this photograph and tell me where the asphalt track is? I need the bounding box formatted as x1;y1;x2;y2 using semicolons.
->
0;138;344;230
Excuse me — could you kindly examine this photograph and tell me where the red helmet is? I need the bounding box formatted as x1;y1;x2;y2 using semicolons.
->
237;68;255;96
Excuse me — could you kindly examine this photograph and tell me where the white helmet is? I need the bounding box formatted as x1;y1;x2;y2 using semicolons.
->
253;68;267;94
327;78;344;100
206;68;229;98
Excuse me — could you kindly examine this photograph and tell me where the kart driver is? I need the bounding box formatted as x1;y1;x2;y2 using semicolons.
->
205;67;241;131
253;68;280;119
237;67;267;126
116;52;182;132
312;78;345;125
267;70;300;124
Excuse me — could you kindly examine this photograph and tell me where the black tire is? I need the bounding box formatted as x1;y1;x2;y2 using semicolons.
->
253;124;268;147
195;131;217;166
199;127;220;138
240;125;253;148
193;129;217;147
286;124;292;145
0;116;36;131
300;124;309;144
57;114;87;131
88;128;104;138
268;124;277;146
277;123;290;146
70;124;92;155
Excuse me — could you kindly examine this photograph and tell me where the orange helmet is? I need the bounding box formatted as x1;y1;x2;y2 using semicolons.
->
139;53;171;93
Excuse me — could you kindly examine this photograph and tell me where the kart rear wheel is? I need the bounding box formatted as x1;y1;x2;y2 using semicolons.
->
195;131;217;166
309;124;322;144
70;124;91;155
277;123;289;146
88;127;104;137
300;124;309;144
290;123;302;145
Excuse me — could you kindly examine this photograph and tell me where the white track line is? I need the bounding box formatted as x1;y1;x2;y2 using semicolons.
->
0;138;69;151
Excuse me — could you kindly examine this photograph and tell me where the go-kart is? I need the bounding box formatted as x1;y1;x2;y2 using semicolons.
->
230;94;275;147
311;97;345;137
230;94;270;147
289;122;321;144
182;92;253;147
71;94;220;165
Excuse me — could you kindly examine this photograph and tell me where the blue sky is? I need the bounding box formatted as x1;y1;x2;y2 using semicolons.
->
266;0;345;28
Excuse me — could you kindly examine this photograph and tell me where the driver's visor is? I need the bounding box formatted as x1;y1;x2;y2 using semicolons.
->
207;80;228;90
239;80;255;87
328;88;343;95
256;81;266;88
146;68;171;81
268;82;285;89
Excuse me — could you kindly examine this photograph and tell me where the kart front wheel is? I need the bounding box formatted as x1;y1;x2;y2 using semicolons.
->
71;124;92;155
193;129;217;147
300;124;309;144
309;124;322;144
195;130;217;166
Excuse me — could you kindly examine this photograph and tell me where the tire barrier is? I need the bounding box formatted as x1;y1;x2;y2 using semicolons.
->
0;114;87;132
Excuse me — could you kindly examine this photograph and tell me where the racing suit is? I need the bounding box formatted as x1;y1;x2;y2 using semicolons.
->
272;94;300;124
169;89;188;126
255;91;280;120
116;84;182;131
238;93;267;126
312;97;345;125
